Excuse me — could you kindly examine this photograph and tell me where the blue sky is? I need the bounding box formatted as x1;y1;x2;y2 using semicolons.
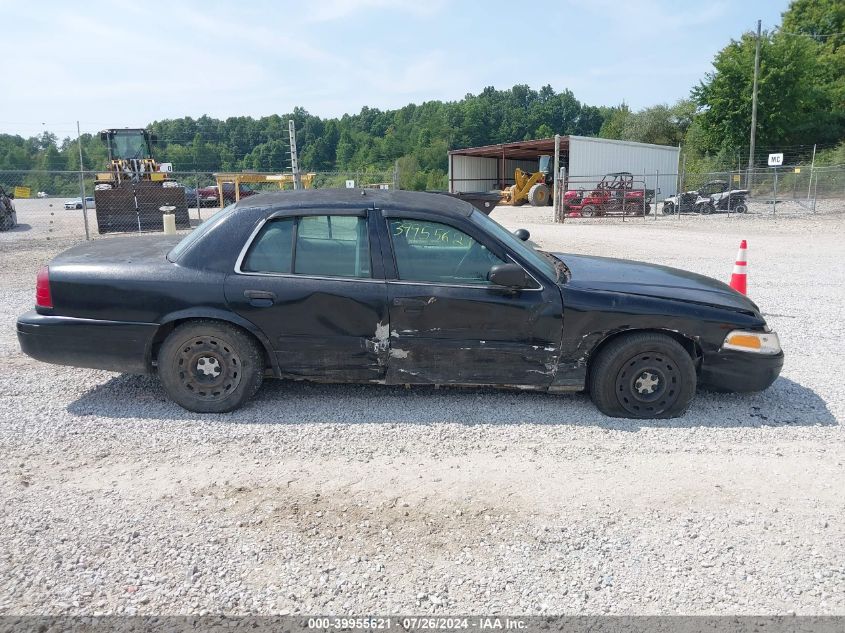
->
2;0;790;139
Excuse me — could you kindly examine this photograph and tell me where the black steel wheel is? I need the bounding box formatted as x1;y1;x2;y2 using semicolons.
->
735;203;748;214
700;202;715;215
589;333;696;419
158;320;264;413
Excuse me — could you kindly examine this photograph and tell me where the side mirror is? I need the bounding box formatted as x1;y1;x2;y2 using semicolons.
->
513;228;530;241
488;263;530;289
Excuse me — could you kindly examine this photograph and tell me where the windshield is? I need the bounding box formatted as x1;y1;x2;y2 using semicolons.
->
468;211;557;281
110;131;149;159
167;203;237;262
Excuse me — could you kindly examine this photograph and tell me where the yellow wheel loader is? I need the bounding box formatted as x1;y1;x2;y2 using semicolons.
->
501;155;552;206
93;128;189;234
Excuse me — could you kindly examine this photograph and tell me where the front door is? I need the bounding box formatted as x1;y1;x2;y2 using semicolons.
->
224;209;389;382
378;211;563;387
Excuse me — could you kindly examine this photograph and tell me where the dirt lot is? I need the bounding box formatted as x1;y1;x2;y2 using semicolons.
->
0;200;844;615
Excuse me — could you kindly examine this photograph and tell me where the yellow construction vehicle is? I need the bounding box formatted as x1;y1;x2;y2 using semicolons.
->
93;128;188;233
500;155;552;206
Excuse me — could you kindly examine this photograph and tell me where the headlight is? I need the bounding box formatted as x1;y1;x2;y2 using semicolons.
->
722;330;781;355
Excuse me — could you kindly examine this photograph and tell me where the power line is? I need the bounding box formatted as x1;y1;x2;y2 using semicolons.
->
775;28;845;38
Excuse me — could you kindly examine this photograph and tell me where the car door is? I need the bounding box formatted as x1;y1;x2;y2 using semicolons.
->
224;208;389;382
377;209;563;387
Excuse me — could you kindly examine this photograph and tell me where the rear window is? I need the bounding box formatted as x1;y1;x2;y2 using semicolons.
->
167;203;236;262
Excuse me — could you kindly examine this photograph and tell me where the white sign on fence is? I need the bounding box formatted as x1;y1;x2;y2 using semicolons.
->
345;180;355;189
768;153;784;167
158;162;173;173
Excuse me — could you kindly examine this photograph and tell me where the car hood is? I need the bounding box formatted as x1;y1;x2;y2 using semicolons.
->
553;252;759;313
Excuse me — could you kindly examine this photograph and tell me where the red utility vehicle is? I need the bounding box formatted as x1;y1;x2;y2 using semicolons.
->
563;172;654;217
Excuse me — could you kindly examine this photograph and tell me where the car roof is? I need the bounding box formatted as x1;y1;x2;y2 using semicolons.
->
231;188;475;218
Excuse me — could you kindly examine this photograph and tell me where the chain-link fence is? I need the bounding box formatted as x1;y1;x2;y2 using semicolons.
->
0;169;395;242
1;164;843;240
550;165;845;221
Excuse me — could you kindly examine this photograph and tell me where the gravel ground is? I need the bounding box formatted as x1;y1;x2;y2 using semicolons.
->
1;204;844;616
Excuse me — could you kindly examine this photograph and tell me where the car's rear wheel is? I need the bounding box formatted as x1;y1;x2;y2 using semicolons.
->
589;333;696;419
580;204;597;217
158;320;264;413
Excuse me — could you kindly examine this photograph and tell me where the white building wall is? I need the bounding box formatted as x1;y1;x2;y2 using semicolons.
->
504;159;541;181
450;156;544;192
567;136;680;198
450;155;498;193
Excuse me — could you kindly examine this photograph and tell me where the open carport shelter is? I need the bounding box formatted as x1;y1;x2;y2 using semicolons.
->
447;135;681;201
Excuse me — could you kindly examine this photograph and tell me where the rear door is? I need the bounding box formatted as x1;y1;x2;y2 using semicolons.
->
224;208;389;381
377;209;562;387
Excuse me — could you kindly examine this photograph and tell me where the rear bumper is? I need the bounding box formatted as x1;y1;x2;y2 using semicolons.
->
17;311;158;374
699;349;784;393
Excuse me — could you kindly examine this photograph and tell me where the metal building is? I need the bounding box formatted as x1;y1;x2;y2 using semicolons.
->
447;135;680;199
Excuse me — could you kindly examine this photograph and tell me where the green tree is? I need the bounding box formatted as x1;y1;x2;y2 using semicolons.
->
693;21;843;163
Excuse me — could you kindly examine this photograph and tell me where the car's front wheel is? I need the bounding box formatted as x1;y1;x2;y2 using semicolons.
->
588;332;696;419
158;320;264;413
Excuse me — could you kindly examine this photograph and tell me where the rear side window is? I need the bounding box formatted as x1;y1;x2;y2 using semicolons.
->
240;215;370;278
241;218;294;273
295;216;370;278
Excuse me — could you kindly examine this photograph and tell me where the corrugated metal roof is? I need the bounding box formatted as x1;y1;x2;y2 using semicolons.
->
449;137;569;159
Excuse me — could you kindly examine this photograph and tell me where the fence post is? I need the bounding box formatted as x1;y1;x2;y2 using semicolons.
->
76;121;90;240
772;167;778;215
653;170;658;221
555;167;567;223
393;159;399;190
807;143;816;200
196;173;202;222
727;171;732;216
679;154;685;221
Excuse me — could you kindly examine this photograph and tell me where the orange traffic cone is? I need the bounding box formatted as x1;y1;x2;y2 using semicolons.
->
730;239;748;294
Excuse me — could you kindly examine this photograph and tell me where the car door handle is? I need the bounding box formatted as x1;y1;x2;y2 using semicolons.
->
393;297;428;310
244;289;276;307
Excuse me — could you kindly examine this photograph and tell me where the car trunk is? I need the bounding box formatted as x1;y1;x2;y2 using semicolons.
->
43;236;184;321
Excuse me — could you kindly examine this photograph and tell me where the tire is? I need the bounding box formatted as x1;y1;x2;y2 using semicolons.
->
580;204;597;217
735;203;748;214
588;332;697;419
158;320;264;413
663;202;675;215
700;202;715;215
527;183;549;207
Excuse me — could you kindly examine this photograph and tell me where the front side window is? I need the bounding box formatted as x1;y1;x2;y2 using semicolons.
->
388;218;504;285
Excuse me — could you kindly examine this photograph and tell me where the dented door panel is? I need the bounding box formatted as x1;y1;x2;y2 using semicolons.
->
384;282;562;386
225;275;389;380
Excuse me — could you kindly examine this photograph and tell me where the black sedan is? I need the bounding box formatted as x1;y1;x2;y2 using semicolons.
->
16;190;783;419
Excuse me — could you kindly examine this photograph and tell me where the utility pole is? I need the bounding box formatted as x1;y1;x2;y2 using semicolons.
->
747;19;762;188
288;119;302;190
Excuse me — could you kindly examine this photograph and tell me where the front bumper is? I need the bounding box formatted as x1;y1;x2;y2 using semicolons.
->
17;310;158;375
699;348;784;393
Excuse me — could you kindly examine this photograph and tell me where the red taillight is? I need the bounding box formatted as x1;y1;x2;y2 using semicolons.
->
36;266;53;308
